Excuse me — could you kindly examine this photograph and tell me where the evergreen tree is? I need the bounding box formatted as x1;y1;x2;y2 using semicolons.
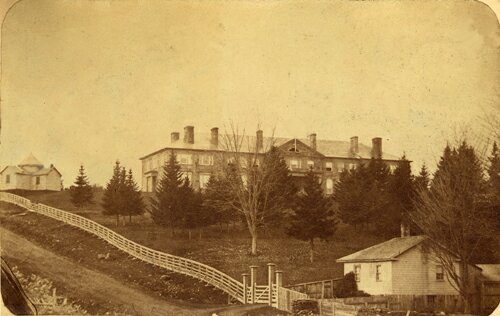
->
150;151;184;235
124;169;145;223
387;155;414;236
487;142;500;196
179;177;205;239
260;146;297;226
287;169;337;263
365;158;392;233
69;165;94;208
204;174;236;230
102;161;126;226
333;166;368;227
414;163;430;193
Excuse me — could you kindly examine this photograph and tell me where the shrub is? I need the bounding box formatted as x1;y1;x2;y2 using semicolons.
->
335;272;358;298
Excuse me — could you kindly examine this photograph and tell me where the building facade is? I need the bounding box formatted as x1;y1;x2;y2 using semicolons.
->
0;154;63;191
140;126;401;193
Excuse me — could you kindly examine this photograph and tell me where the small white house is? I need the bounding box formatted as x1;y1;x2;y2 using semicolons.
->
337;235;482;296
0;154;62;191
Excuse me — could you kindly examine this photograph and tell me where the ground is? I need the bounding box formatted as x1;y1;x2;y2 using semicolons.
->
9;190;387;285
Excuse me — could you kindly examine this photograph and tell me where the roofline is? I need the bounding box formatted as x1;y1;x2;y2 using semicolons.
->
336;258;398;263
140;145;405;162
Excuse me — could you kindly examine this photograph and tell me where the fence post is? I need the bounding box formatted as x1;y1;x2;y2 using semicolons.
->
242;273;249;304
267;263;276;306
250;265;258;304
275;270;283;309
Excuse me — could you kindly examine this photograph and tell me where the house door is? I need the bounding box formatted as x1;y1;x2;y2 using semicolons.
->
152;176;157;192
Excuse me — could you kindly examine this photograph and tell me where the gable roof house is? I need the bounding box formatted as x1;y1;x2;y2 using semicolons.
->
337;234;485;313
0;154;62;191
139;126;402;192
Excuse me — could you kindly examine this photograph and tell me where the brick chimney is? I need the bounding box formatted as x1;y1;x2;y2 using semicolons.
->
184;126;194;144
309;133;317;151
256;130;263;152
350;136;359;156
371;137;382;159
400;223;411;237
210;127;219;147
171;132;180;143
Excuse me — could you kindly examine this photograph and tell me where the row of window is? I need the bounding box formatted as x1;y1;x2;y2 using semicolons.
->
353;264;445;283
4;175;41;185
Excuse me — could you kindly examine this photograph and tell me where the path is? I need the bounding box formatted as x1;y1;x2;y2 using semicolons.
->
1;227;271;316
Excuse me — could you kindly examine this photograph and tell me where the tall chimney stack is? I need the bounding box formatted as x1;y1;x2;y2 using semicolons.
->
309;133;317;151
210;127;219;148
256;130;264;152
171;132;180;143
350;136;359;156
371;137;382;159
184;126;194;144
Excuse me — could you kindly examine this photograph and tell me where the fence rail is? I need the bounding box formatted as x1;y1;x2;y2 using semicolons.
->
0;192;245;302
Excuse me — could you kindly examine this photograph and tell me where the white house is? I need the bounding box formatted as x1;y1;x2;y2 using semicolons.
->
0;154;62;191
336;235;482;296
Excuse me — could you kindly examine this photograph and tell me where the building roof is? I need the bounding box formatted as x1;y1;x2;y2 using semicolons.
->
18;153;43;166
336;235;428;263
140;133;401;161
477;264;500;281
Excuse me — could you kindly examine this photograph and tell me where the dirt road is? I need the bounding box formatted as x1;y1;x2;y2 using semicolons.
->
1;227;249;316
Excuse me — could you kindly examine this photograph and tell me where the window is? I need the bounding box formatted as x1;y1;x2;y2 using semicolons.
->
36;176;40;185
289;159;301;169
199;174;211;189
148;158;153;171
325;162;333;171
5;175;10;184
178;154;192;165
181;172;192;183
326;178;334;195
436;265;444;281
354;265;361;282
199;155;213;166
337;163;345;172
376;265;382;281
307;160;314;169
349;163;357;170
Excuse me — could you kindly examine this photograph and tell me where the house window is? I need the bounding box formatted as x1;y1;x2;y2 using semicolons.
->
337;163;345;172
181;172;192;183
326;178;334;195
325;162;333;171
178;154;192;165
354;265;361;282
289;159;301;169
436;265;444;281
376;265;382;281
199;174;211;189
307;160;314;169
199;155;213;166
349;163;357;170
5;175;10;184
36;176;40;185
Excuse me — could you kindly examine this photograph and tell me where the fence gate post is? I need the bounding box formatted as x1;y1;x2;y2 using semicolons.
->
275;270;283;309
267;263;276;306
242;273;249;304
249;265;258;304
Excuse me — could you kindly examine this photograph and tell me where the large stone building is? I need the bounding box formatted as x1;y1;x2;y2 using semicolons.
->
0;154;63;191
140;126;401;193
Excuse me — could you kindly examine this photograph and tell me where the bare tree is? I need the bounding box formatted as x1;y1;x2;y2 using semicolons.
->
411;141;496;313
208;123;294;255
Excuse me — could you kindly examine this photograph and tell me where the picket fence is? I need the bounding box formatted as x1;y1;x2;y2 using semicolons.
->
0;192;308;311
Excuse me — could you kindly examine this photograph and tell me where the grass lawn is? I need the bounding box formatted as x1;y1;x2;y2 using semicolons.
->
9;189;387;286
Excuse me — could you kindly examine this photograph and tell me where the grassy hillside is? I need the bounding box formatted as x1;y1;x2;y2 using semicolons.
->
7;189;387;285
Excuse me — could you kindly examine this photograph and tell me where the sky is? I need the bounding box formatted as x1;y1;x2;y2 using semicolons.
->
1;0;499;187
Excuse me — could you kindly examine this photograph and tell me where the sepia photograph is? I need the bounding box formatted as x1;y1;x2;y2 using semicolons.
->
0;0;499;315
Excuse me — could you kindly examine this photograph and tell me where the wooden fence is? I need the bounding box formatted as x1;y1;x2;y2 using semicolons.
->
287;278;342;299
0;192;245;303
0;192;310;312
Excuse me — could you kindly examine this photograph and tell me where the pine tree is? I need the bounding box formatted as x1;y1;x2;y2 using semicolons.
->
203;174;235;231
260;146;297;226
124;169;145;223
69;165;94;208
150;151;184;235
487;142;500;196
365;158;392;232
102;161;126;226
414;163;430;193
333;167;368;227
387;155;414;236
287;169;337;263
179;177;204;239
